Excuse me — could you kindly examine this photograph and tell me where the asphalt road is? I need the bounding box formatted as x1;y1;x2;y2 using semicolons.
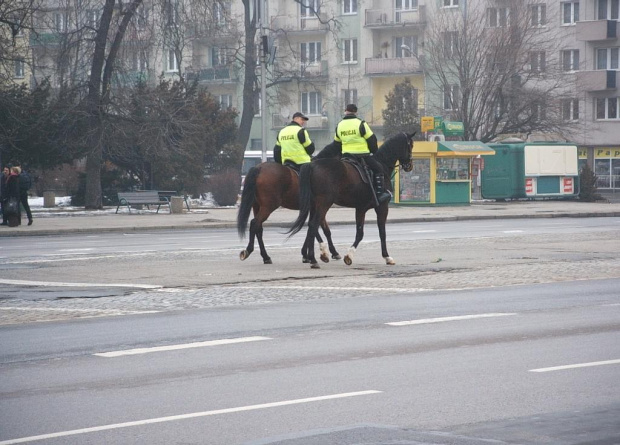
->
0;279;619;444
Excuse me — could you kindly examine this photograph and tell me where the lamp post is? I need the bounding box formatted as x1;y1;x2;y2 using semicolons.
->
260;0;269;162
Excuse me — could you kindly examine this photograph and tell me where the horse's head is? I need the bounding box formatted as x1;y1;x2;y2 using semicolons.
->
399;132;415;172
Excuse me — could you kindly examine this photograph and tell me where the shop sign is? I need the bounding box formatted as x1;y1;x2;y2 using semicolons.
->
594;148;620;158
421;116;435;133
563;177;574;194
434;116;443;130
578;149;587;158
525;177;535;195
442;121;464;136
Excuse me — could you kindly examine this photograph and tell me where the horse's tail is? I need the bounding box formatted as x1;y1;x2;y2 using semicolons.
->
237;166;260;239
287;162;313;237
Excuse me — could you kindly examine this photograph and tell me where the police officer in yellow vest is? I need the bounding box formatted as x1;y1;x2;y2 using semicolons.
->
274;112;316;168
334;104;391;204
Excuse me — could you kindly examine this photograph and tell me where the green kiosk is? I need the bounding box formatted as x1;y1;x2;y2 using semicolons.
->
395;140;495;205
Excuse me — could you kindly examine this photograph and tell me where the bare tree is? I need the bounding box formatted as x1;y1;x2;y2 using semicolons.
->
423;1;578;142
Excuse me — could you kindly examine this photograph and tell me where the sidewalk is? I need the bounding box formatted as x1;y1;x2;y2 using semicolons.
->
2;199;620;237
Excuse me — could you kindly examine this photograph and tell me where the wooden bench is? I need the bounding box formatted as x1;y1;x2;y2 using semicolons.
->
116;191;171;214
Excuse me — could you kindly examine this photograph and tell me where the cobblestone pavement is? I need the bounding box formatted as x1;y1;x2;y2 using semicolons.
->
1;230;619;325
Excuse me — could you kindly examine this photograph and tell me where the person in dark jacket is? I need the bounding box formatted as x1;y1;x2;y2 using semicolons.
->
0;166;10;226
16;163;33;225
5;166;22;227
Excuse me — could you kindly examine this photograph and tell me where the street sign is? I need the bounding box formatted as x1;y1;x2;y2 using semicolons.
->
442;121;464;136
421;116;435;133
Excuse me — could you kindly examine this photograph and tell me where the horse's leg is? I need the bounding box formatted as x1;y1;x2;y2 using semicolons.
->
240;217;256;261
316;228;330;263
375;205;394;265
320;219;341;261
306;206;326;269
255;222;272;264
343;209;367;266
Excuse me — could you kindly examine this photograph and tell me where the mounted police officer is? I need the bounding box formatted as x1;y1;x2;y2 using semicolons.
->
333;104;391;204
273;112;316;169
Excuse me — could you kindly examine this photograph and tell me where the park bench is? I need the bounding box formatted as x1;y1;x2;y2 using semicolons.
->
116;191;171;214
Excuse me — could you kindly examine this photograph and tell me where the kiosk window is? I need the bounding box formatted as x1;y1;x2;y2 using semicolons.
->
437;158;469;180
400;158;430;202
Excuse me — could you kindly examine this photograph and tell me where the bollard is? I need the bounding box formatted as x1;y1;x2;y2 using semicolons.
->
43;191;56;208
170;196;184;214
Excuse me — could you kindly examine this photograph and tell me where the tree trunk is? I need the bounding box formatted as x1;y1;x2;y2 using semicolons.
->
237;0;258;150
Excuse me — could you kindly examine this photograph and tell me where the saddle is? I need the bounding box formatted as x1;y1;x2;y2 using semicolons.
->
283;161;301;175
342;155;371;184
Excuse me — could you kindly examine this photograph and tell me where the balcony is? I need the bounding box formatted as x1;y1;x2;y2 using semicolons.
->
576;20;617;41
271;14;329;35
576;70;618;91
365;6;426;28
365;57;422;76
300;60;328;79
185;66;235;83
272;113;329;130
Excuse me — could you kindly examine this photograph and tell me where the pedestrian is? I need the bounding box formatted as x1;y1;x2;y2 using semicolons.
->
5;166;22;227
333;104;391;204
273;111;315;169
0;166;10;226
15;162;33;226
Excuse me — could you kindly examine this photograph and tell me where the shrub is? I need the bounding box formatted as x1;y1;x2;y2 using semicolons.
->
579;164;601;202
207;168;241;206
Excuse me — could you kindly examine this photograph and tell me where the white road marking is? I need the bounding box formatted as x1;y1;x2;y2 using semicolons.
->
94;336;272;357
235;286;432;293
412;230;437;233
59;248;94;252
529;359;620;373
0;390;382;445
0;279;161;289
502;230;524;233
386;313;517;326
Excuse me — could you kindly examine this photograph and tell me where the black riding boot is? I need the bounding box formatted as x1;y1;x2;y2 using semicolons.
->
373;174;392;205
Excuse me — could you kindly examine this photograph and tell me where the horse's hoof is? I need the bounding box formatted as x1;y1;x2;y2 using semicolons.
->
385;257;395;265
302;258;310;263
264;258;273;264
344;255;352;266
332;254;342;260
240;250;249;261
320;253;329;263
311;263;321;269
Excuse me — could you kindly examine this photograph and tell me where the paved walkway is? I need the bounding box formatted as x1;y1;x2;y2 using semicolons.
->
2;199;620;237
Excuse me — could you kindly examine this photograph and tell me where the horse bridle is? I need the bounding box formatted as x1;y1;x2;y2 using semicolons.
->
399;132;414;172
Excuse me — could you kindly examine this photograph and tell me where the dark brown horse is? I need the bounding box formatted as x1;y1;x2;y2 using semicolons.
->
288;132;415;269
237;145;341;264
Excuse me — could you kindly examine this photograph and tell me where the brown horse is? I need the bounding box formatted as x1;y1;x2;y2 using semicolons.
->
237;145;341;264
288;132;415;269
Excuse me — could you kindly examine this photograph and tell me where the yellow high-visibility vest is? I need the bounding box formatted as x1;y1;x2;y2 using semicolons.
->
335;118;373;154
276;124;312;164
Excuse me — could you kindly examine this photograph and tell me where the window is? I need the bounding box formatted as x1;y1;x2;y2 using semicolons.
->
343;0;357;14
85;9;99;27
596;97;619;119
212;47;230;66
301;91;322;115
530;51;546;72
561;2;579;25
530;4;546;27
253;92;261;116
217;94;233;109
214;2;229;25
444;85;460;110
55;12;66;32
166;49;178;72
531;101;546;121
561;49;580;71
342;38;358;63
136;5;149;29
442;0;459;7
396;36;418;57
487;7;509;27
443;31;459;58
597;0;619;20
132;51;148;71
301;42;321;65
396;0;418;22
300;0;319;18
14;59;25;78
596;48;619;69
562;98;579;120
342;89;357;108
165;0;179;26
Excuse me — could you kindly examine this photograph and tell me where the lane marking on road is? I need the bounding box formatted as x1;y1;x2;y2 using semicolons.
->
235;286;432;293
59;248;95;252
0;390;382;445
529;359;620;373
386;313;517;326
0;279;161;289
502;230;524;233
94;336;272;358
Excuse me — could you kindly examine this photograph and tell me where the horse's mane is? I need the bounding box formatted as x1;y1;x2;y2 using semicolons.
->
374;132;409;166
314;141;341;160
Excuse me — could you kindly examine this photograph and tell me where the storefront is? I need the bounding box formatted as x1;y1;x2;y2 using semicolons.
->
593;147;620;190
394;141;495;205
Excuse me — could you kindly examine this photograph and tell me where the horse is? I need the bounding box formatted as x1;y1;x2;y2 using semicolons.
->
237;144;342;264
287;132;415;269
